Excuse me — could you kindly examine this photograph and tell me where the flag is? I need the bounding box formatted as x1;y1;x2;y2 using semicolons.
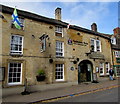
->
12;7;22;29
67;24;70;29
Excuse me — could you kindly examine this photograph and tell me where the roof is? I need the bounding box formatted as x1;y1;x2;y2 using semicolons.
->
0;4;111;40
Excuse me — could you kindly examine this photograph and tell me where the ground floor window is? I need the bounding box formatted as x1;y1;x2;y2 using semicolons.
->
99;63;104;75
106;63;110;75
116;66;120;77
55;64;64;81
8;62;22;85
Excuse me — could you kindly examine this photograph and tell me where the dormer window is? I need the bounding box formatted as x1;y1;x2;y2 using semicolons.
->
55;26;63;37
111;37;116;45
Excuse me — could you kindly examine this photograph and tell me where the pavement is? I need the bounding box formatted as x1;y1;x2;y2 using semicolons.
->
2;77;119;104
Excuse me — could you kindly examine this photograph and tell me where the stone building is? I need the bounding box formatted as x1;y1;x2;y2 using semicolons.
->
111;27;120;77
0;5;113;96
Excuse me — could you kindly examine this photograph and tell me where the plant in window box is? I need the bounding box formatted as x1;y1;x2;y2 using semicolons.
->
36;69;46;81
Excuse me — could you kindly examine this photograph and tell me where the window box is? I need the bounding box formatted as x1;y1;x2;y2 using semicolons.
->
36;75;45;81
36;69;46;82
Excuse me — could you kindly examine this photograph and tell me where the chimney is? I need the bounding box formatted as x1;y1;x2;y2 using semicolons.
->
91;23;97;32
55;7;61;20
113;27;120;36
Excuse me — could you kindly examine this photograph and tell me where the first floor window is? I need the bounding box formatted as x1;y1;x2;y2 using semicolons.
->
56;41;64;57
106;63;110;75
99;63;104;75
90;39;95;52
8;62;22;85
10;35;23;54
90;38;101;52
55;64;64;81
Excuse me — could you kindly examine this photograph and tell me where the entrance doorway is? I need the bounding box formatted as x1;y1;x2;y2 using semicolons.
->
78;60;93;83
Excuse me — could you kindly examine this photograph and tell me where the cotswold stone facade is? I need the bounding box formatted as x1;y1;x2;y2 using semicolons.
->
0;5;113;96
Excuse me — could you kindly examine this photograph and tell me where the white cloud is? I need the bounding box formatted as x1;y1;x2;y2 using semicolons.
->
63;2;110;30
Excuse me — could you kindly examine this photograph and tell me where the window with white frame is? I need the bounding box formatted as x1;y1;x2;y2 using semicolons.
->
96;40;101;52
106;63;110;75
111;37;116;45
56;41;64;57
55;26;63;37
99;63;104;75
10;35;23;54
90;39;95;52
8;62;22;85
114;51;120;58
90;39;101;52
55;64;64;81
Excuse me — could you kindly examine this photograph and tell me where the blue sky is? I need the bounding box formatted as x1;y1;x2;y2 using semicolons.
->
0;1;119;34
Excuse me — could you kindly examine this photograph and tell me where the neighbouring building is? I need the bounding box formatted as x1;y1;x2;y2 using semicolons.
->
0;5;113;96
111;27;120;77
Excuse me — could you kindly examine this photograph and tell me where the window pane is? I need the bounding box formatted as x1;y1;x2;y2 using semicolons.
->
17;73;21;77
9;73;12;77
9;78;12;83
17;78;20;82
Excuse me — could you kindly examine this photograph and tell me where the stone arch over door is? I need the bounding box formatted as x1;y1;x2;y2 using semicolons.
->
78;60;93;83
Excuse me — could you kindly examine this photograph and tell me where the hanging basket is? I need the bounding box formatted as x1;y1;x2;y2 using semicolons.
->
36;75;45;81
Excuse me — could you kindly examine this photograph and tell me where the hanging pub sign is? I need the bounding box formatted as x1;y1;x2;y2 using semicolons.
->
0;67;5;81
